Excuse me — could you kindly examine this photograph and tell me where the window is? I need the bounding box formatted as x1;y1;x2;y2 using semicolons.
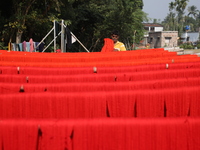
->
165;37;171;45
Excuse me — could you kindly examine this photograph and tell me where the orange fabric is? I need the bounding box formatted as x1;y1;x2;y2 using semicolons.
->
0;118;200;150
1;48;200;149
101;38;114;52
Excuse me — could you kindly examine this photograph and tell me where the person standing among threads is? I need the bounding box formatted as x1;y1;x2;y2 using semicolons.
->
111;30;126;51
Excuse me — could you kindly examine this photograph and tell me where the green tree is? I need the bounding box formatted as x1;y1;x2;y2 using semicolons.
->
0;0;146;52
187;5;200;31
1;0;63;44
188;5;199;18
61;0;145;52
174;0;189;36
162;0;188;36
162;12;177;31
197;12;200;28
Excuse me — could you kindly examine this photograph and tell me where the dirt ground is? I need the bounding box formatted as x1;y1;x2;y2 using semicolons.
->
162;47;200;56
186;49;200;53
183;49;200;55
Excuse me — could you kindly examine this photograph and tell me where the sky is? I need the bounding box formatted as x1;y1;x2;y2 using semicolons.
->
143;0;200;22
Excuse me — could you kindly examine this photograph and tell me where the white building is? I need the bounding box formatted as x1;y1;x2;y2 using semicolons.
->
142;23;178;48
181;32;199;44
143;23;164;32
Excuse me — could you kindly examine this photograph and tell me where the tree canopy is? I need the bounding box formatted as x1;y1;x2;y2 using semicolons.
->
162;0;200;36
0;0;146;52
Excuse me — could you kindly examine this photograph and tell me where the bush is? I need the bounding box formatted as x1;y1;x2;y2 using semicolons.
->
0;42;7;50
179;43;194;49
179;44;184;49
197;44;200;49
186;44;194;49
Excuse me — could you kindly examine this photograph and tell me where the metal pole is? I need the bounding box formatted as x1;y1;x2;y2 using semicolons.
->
63;24;90;53
42;31;61;53
54;21;57;52
61;20;65;53
70;32;90;53
34;27;54;51
133;30;136;50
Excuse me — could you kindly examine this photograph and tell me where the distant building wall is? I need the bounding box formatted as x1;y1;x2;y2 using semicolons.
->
148;32;162;48
149;31;178;48
181;32;199;43
154;27;163;32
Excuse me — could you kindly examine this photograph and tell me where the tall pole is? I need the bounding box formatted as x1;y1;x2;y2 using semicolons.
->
133;30;136;50
63;24;90;53
70;32;90;53
61;20;65;53
54;21;56;52
34;27;54;51
42;31;61;53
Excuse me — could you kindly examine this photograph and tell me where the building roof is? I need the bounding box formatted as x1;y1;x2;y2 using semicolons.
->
143;23;163;27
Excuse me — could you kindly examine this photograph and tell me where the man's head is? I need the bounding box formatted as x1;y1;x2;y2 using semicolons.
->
111;30;120;43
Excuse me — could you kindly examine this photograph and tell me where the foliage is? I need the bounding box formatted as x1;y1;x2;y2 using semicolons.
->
188;5;199;18
0;42;7;50
197;44;200;49
162;0;200;34
179;42;194;49
0;0;146;52
64;0;145;52
162;0;189;37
